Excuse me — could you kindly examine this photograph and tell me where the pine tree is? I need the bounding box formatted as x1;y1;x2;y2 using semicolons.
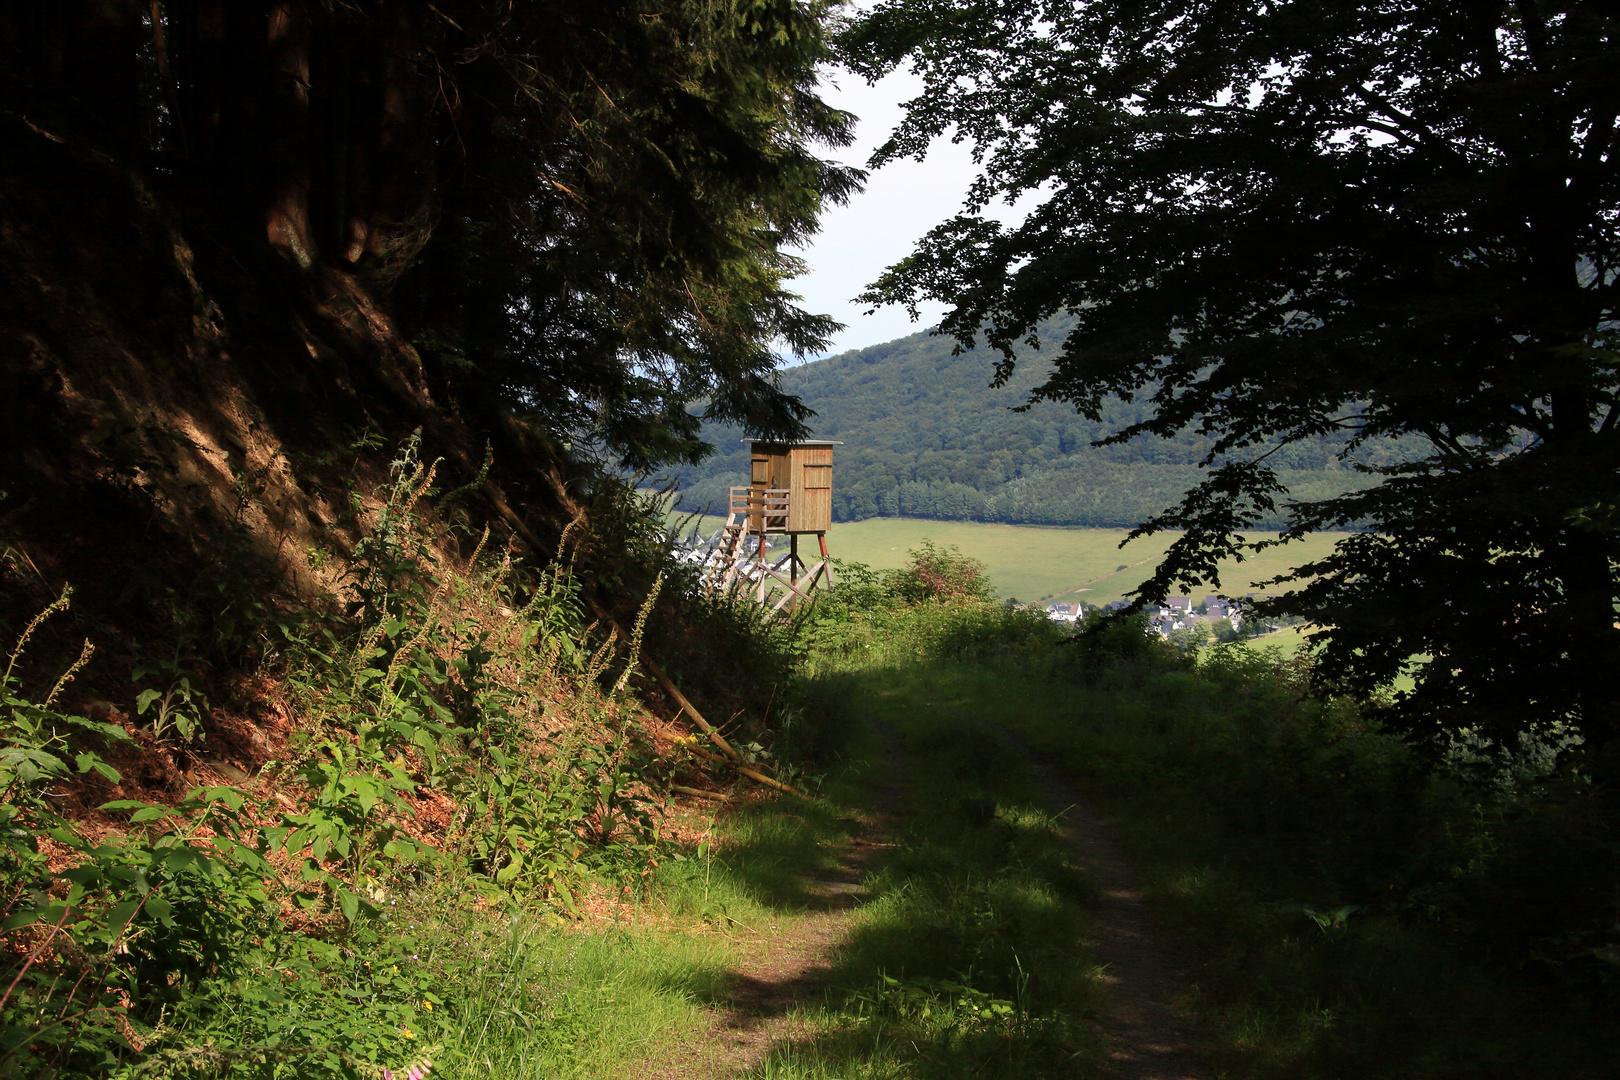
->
0;0;858;467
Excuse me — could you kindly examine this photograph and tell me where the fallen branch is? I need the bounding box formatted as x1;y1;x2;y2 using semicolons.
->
733;764;801;796
639;657;744;764
671;784;730;802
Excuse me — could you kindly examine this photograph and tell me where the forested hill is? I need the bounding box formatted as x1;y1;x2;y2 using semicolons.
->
674;318;1415;529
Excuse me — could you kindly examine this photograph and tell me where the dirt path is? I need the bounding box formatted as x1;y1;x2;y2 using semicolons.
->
639;723;908;1080
643;715;1203;1080
989;721;1206;1080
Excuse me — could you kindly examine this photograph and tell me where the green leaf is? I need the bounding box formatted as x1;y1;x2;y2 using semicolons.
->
495;852;525;884
1;907;48;933
337;888;360;923
162;846;202;874
135;689;162;715
105;897;141;933
201;786;245;811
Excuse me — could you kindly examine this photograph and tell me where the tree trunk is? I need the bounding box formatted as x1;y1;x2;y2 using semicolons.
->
63;1;145;151
264;1;317;267
1548;388;1620;751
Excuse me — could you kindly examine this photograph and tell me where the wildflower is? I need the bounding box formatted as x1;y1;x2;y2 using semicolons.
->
402;1027;415;1040
422;1000;433;1010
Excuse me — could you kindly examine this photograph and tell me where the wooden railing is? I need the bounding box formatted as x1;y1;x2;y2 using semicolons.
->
730;486;789;534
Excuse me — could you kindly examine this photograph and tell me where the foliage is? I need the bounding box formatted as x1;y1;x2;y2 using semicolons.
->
1061;610;1188;681
884;540;993;605
0;443;673;1077
839;0;1620;750
793;544;1056;667
6;0;859;471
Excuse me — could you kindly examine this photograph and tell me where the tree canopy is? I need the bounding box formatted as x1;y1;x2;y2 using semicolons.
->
841;1;1620;750
2;0;857;468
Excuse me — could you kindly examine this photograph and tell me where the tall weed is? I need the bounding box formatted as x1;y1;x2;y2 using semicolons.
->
0;438;680;1077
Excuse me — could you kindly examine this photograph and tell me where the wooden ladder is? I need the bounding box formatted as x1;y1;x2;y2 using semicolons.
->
712;517;749;593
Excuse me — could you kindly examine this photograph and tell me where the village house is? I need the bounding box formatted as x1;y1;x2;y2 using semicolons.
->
1045;601;1084;623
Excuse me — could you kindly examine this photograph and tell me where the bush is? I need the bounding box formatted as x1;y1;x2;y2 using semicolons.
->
884;540;994;605
793;546;1056;670
1059;610;1189;684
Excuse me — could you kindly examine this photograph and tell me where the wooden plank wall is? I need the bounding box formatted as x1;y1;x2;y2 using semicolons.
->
789;446;832;532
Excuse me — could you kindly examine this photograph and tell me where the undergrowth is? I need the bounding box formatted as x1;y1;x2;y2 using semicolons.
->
798;575;1620;1078
0;436;781;1078
793;543;1060;671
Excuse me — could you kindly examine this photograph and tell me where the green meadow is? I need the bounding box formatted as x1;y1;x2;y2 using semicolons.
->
667;511;1349;604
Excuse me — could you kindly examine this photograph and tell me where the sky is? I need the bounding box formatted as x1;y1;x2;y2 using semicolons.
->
784;66;982;361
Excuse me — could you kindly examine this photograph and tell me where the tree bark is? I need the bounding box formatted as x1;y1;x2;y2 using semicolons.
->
264;2;317;268
63;1;145;150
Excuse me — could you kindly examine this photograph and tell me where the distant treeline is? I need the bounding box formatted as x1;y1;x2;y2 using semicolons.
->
673;318;1420;529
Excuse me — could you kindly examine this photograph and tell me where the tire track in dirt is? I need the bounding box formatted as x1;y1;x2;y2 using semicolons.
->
986;719;1206;1080
638;720;909;1080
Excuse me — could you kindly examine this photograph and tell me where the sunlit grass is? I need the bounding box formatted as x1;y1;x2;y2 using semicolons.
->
660;510;1349;605
418;914;724;1079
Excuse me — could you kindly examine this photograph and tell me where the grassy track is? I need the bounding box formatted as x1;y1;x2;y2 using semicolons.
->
740;678;1108;1079
888;658;1616;1079
665;511;1347;603
402;694;1112;1080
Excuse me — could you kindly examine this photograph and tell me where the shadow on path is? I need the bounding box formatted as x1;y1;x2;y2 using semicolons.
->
638;720;908;1080
986;720;1206;1080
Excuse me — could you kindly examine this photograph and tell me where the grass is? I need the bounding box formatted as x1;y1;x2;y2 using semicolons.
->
413;913;725;1079
741;670;1107;1079
663;511;1347;604
396;677;1113;1080
340;788;868;1080
869;658;1618;1080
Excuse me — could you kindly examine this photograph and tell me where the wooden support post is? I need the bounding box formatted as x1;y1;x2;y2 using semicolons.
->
757;531;767;604
791;534;800;589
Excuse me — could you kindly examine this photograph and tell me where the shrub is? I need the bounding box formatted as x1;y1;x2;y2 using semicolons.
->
884;540;994;605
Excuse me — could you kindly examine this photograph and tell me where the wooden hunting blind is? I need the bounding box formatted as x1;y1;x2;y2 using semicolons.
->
745;438;837;533
709;438;842;612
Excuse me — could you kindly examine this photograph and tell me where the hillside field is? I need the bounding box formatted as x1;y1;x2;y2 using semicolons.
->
666;511;1349;604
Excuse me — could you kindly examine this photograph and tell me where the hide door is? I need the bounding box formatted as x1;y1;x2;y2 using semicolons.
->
789;446;832;532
